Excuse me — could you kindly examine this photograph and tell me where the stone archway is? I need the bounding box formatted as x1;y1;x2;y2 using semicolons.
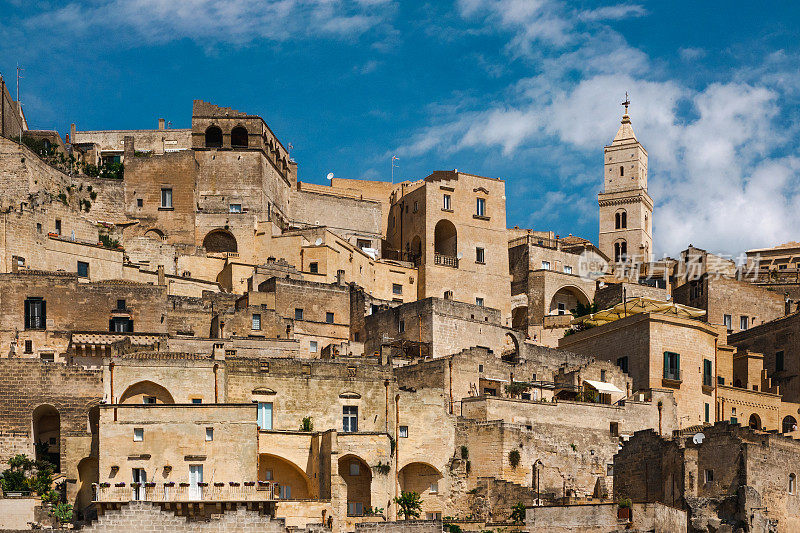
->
203;230;238;253
205;126;223;148
783;416;797;433
258;453;313;499
434;220;457;257
119;381;175;404
338;454;371;517
231;126;249;148
548;286;590;316
33;404;60;471
398;462;441;496
749;413;762;430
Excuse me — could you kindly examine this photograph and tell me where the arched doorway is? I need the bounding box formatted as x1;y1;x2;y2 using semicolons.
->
783;416;797;433
119;381;175;404
33;405;60;471
258;454;313;499
205;126;223;148
338;455;371;517
434;220;457;257
399;462;442;496
75;457;99;516
549;286;590;316
203;230;238;253
502;332;520;363
749;413;762;430
231;126;248;148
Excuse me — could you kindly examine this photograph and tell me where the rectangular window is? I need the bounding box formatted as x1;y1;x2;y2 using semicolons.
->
116;299;126;311
704;469;714;483
77;261;89;278
24;340;33;353
343;405;358;433
205;427;214;441
326;312;334;324
309;262;318;274
137;198;143;208
399;425;408;438
133;428;144;442
443;194;451;210
143;396;156;404
55;219;61;235
723;314;732;330
703;359;713;387
349;461;360;476
564;266;572;274
777;351;785;372
430;480;439;494
160;188;172;208
541;261;550;270
309;341;317;353
476;247;485;264
610;422;619;437
393;283;403;295
191;398;202;404
443;290;453;300
24;298;46;330
663;352;680;381
704;403;710;423
476;297;484;307
357;239;371;250
279;485;291;499
413;201;418;213
40;352;54;363
257;402;273;430
617;356;629;374
110;317;133;332
36;223;42;234
229;203;242;213
476;197;485;216
295;308;304;320
348;502;364;517
600;369;607;382
740;316;748;330
557;302;566;315
399;320;405;333
252;313;261;330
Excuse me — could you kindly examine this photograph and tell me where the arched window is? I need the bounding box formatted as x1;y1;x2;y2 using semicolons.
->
615;213;620;229
205;126;223;148
790;473;796;494
783;416;797;433
748;413;761;430
231;126;248;148
614;241;627;262
615;210;627;230
621;211;627;228
620;166;624;177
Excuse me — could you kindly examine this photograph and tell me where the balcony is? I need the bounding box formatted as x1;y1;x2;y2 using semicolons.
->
662;370;682;388
93;481;278;503
434;253;458;268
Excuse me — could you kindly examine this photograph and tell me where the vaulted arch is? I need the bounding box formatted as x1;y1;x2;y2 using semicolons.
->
204;126;223;148
231;126;249;148
119;381;175;404
203;230;238;253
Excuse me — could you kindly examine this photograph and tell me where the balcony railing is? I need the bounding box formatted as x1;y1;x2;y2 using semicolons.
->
434;253;459;268
93;482;278;503
663;370;681;382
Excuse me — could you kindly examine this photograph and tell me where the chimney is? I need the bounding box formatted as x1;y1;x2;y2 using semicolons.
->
123;136;134;160
157;265;165;286
158;118;165;130
70;123;76;143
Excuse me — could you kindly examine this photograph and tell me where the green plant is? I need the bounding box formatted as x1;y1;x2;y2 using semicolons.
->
99;234;120;249
508;449;521;469
0;468;27;492
41;489;60;504
510;502;526;523
394;491;422;519
300;416;313;432
444;524;462;533
571;300;599;318
29;461;54;495
366;506;384;516
51;502;73;524
460;445;469;460
90;191;98;200
57;193;68;205
372;461;391;475
570;443;577;452
83;163;100;177
505;381;531;397
618;498;632;509
389;434;396;457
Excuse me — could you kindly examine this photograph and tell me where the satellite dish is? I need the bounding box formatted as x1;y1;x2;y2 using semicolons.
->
326;172;334;180
315;238;323;246
456;252;463;260
692;433;705;445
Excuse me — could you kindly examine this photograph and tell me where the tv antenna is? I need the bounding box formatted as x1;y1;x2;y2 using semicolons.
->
391;155;399;183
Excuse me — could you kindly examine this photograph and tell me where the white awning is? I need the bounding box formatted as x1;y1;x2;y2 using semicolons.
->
583;380;624;394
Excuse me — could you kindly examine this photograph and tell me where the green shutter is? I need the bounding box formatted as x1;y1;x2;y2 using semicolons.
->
663;352;669;378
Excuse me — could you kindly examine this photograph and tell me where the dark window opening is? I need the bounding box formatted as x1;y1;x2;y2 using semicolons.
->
24;298;46;330
231;126;248;148
205;126;223;148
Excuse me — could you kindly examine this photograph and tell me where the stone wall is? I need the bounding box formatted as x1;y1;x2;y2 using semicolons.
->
525;502;686;533
355;520;442;533
83;501;286;532
290;188;383;245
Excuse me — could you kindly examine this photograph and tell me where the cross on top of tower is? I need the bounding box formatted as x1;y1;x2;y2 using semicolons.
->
621;92;630;115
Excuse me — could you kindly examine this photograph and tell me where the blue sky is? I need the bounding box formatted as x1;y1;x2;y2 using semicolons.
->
2;0;799;258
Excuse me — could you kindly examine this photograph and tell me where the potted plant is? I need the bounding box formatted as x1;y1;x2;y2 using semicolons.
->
244;481;255;486
618;498;632;521
99;482;110;488
214;482;225;487
114;482;126;487
179;482;190;487
197;482;208;487
144;482;156;488
229;482;240;486
163;482;175;487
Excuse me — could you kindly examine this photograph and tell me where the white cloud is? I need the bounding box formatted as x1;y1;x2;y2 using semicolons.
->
398;0;800;257
12;0;393;50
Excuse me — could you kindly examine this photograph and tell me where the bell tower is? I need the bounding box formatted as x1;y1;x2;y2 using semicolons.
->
598;95;653;265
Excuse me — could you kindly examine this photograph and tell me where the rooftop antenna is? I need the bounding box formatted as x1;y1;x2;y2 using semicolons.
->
16;63;23;144
391;155;399;183
621;91;630;115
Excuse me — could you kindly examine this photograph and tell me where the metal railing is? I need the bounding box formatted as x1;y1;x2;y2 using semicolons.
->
93;482;278;502
663;370;681;382
434;253;458;268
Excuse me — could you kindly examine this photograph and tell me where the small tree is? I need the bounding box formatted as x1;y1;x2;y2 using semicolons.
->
508;449;521;469
300;416;313;432
394;491;422;519
510;502;526;523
